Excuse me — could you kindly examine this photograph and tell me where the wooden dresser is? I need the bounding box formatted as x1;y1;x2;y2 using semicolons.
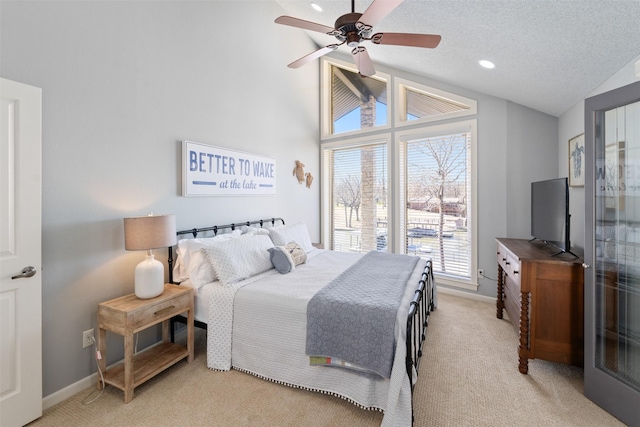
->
496;238;584;374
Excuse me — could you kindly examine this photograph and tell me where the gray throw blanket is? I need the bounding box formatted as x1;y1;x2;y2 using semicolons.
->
306;251;420;378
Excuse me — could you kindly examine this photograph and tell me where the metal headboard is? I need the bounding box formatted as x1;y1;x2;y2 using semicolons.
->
167;217;285;284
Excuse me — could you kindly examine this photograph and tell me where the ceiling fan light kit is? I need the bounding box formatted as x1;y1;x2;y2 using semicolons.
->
275;0;441;77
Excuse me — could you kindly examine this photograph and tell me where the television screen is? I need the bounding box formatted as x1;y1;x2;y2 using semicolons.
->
531;177;570;253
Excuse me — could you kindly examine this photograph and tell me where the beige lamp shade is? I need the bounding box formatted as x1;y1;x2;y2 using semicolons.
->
124;214;177;251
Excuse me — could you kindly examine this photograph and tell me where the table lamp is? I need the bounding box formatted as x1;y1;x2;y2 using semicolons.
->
124;213;177;299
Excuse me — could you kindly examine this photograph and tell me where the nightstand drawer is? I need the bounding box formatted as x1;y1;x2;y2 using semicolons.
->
132;292;191;330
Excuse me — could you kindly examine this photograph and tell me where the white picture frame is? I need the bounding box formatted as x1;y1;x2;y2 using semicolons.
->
182;140;276;196
568;133;585;187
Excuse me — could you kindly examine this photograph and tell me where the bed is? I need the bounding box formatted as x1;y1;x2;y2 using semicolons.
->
167;218;436;426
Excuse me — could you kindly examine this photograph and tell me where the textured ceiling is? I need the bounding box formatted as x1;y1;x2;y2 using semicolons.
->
274;0;640;117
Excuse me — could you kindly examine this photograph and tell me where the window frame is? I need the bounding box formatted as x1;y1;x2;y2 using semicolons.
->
395;120;478;290
395;77;477;128
320;57;392;140
321;134;391;249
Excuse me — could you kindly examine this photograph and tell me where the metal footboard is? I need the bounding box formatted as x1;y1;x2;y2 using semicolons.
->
406;259;435;423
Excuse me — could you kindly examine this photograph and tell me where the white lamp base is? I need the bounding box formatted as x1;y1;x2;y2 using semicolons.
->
134;254;165;299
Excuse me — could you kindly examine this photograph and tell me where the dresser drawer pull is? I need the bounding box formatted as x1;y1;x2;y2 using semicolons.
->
505;261;510;265
154;306;176;316
514;270;519;275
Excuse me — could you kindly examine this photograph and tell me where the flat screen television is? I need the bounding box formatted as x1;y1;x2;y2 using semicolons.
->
530;177;576;257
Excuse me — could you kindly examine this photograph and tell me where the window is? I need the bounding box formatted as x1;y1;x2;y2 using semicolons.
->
321;58;478;289
322;139;388;253
396;77;477;126
321;60;390;137
399;124;476;283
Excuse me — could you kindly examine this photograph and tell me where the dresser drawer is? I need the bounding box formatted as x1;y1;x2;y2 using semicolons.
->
497;243;508;269
131;292;191;330
505;254;521;285
498;243;521;287
504;275;521;331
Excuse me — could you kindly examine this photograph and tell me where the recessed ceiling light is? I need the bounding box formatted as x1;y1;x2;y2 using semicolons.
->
310;2;323;12
479;60;496;69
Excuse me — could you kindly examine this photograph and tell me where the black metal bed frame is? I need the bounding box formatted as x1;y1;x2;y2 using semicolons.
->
166;217;435;423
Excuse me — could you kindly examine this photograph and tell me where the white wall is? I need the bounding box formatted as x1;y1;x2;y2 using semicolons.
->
0;0;320;397
506;102;559;238
559;54;640;251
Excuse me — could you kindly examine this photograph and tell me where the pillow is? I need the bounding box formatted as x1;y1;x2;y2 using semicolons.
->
268;221;314;253
203;234;274;286
174;230;242;288
268;241;307;274
244;226;270;235
172;255;187;283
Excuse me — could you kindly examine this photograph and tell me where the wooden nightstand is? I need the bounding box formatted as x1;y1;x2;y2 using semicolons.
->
97;284;194;403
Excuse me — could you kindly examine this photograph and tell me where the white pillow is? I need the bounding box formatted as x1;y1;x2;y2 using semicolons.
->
268;221;314;253
172;255;187;283
174;230;242;288
244;226;270;235
203;234;274;286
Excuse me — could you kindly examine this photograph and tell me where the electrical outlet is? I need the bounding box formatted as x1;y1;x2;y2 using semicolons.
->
478;269;484;278
83;329;94;348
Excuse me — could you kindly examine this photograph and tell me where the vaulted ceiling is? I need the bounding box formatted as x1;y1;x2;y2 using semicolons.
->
274;0;640;117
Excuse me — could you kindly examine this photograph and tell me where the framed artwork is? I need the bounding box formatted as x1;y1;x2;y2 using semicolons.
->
182;140;276;196
568;133;585;187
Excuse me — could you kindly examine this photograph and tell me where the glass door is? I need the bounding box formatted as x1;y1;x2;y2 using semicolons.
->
584;81;640;426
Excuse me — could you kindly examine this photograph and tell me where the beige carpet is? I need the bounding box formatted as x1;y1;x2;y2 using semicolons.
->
29;292;625;426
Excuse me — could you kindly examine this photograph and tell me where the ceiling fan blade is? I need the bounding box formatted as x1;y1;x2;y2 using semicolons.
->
371;32;441;48
275;16;336;35
288;44;341;69
358;0;403;28
351;46;376;77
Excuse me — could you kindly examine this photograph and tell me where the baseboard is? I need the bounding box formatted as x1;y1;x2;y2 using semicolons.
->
42;328;189;410
43;372;98;410
437;286;496;304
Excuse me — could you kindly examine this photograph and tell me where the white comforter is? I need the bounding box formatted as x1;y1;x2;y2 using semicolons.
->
206;249;428;427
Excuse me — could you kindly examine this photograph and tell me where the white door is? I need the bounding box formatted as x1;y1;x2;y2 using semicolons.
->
0;78;43;426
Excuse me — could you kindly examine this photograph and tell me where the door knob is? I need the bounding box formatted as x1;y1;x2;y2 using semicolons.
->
582;263;591;269
11;266;37;279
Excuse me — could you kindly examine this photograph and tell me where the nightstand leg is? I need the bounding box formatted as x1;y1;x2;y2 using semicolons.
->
187;306;194;363
124;333;134;403
162;319;170;343
97;328;107;390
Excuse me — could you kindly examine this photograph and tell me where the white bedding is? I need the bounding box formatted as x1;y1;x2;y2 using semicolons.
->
200;248;428;427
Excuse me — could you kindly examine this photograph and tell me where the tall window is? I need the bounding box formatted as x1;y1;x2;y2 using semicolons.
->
321;58;478;289
401;130;472;280
323;140;388;253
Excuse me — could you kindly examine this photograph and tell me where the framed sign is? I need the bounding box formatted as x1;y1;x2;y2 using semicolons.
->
182;140;276;196
568;133;585;187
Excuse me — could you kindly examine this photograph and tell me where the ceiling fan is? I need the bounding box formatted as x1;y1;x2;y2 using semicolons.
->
275;0;441;77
